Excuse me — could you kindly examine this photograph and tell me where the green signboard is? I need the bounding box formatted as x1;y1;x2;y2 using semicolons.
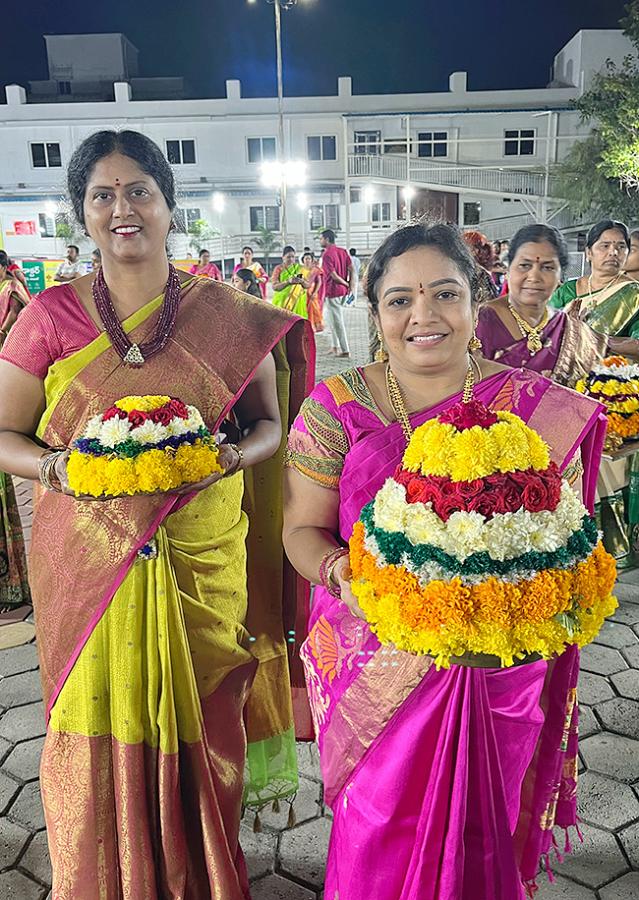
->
21;260;46;294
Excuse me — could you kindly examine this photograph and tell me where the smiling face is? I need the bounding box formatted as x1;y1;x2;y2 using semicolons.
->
587;228;629;278
507;240;561;309
374;246;474;376
83;152;172;266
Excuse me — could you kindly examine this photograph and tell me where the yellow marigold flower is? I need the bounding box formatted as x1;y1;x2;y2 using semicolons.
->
115;395;172;413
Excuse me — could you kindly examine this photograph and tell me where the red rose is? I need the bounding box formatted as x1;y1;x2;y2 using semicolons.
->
434;483;466;519
168;399;189;418
498;481;523;514
508;468;534;487
467;492;498;518
455;478;485;500
128;410;149;428
522;476;551;513
103;406;127;420
439;399;498;431
150;407;173;426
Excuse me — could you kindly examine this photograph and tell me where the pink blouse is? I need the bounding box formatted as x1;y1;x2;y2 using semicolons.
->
0;284;100;379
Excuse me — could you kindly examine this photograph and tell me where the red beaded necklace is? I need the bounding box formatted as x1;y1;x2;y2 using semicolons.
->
92;263;182;367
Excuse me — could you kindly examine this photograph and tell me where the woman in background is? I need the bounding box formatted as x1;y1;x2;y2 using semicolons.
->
231;267;263;300
189;248;223;281
462;229;499;301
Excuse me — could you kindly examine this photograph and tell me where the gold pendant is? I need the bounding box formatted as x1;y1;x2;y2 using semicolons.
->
527;334;542;354
123;343;145;366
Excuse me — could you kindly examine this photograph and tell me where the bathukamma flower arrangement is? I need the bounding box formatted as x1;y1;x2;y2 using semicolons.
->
67;395;222;497
349;378;617;668
576;356;639;447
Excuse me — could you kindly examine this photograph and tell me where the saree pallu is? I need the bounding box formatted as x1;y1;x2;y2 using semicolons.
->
32;278;314;898
272;264;309;318
549;277;639;339
476;304;607;389
0;276;29;326
298;368;606;900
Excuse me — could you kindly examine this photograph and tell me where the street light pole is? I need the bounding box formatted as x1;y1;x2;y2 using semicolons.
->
273;0;288;240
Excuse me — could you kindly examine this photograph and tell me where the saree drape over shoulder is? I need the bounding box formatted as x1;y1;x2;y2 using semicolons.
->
476;303;607;388
5;277;313;899
549;277;639;339
287;366;606;900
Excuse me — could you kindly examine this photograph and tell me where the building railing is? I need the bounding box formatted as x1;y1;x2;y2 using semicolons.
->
348;154;559;199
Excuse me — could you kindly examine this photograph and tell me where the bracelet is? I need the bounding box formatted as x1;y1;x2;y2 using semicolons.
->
224;443;244;477
319;547;349;599
38;450;65;492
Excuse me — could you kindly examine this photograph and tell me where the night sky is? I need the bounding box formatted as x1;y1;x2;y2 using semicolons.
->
1;0;630;100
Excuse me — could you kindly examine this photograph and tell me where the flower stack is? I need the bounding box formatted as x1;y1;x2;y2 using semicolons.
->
349;399;617;668
576;356;639;450
67;395;222;497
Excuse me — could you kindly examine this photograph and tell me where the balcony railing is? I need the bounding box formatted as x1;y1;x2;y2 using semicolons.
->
348;154;558;199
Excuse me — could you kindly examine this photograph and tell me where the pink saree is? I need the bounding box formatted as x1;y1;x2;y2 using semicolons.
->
290;367;606;900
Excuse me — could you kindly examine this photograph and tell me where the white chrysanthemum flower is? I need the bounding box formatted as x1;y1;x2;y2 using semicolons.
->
130;420;168;446
443;511;486;561
404;504;445;547
373;480;407;533
185;406;205;432
99;417;133;448
165;417;190;437
83;415;104;440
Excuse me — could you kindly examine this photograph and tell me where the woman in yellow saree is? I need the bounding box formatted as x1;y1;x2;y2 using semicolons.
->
0;131;313;899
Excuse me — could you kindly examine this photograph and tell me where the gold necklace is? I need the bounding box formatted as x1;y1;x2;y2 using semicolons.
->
586;272;622;314
386;359;477;444
507;299;548;355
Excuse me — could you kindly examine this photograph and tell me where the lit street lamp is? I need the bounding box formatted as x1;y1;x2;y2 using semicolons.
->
402;184;416;220
247;0;312;240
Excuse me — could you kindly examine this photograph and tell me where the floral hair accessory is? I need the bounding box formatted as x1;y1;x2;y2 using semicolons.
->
67;395;222;497
349;398;617;668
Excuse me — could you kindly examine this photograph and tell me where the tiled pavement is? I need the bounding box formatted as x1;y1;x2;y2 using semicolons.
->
1;301;639;899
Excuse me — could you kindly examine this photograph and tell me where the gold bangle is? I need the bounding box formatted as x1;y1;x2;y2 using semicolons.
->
224;443;244;477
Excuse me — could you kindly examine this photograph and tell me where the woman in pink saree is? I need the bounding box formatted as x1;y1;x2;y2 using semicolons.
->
284;224;606;899
0;131;313;899
477;225;607;389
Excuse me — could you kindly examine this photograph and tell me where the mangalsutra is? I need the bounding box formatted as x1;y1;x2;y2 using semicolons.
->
92;264;182;366
507;299;548;355
386;358;478;444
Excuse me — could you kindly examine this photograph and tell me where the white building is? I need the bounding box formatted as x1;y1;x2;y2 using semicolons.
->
0;29;633;266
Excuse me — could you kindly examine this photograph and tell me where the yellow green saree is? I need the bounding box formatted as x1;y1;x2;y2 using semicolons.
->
26;278;313;898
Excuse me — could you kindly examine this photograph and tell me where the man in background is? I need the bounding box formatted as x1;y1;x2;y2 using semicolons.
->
54;245;83;282
320;229;353;358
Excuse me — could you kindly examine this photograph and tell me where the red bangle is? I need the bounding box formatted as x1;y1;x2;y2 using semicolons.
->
319;547;349;598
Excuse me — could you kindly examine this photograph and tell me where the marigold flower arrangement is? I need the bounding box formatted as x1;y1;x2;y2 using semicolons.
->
349;398;617;668
576;356;639;445
67;395;222;497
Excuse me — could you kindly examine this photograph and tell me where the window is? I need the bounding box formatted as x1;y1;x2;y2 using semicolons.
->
309;204;340;230
30;142;62;168
463;202;481;226
247;137;277;164
417;132;448;158
349;187;362;203
504;129;535;156
307;135;337;161
58;81;72;95
371;202;392;225
173;207;201;233
383;138;411;155
250;205;280;232
166;140;196;165
354;131;381;155
38;213;55;238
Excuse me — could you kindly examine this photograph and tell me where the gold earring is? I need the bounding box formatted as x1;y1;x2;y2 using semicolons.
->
468;330;482;352
375;331;389;363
